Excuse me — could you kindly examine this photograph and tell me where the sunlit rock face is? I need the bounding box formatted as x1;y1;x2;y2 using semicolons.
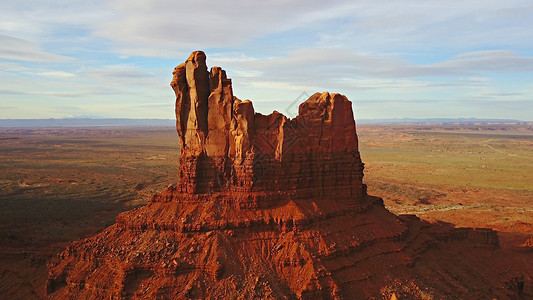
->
171;51;364;208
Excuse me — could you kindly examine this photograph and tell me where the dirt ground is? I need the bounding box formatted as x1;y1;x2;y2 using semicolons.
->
358;123;533;249
0;124;531;298
0;127;179;298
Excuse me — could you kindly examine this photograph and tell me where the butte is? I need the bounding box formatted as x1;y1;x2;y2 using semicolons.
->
47;51;532;299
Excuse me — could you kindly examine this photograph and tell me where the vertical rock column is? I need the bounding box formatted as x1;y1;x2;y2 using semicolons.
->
171;51;239;194
171;51;212;193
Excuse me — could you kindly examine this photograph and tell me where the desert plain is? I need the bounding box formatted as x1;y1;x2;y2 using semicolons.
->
0;123;531;298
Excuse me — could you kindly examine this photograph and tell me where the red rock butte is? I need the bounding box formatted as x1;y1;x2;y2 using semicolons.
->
170;51;363;208
47;51;532;299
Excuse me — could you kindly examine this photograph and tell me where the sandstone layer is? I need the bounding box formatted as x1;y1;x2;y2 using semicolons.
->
47;51;532;299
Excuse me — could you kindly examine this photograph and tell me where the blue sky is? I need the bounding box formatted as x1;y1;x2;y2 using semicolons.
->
1;0;533;120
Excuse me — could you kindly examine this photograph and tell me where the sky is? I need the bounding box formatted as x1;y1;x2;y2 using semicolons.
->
1;0;533;121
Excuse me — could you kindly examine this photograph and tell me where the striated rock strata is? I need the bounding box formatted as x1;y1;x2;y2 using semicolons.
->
47;51;532;299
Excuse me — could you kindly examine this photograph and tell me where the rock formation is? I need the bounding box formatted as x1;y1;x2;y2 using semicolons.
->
47;51;532;299
170;51;363;207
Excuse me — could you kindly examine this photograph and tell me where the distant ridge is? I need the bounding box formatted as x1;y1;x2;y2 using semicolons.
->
0;118;529;128
0;118;175;128
357;117;526;124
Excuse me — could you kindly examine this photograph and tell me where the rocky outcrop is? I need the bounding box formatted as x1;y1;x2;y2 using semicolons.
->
46;51;532;299
171;51;364;207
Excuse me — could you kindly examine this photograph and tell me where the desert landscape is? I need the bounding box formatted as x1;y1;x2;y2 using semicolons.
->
1;123;532;299
358;123;533;249
2;1;533;298
0;127;179;298
1;52;532;299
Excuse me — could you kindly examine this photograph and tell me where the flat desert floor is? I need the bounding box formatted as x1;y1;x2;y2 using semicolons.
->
0;124;531;298
0;127;179;298
358;124;533;249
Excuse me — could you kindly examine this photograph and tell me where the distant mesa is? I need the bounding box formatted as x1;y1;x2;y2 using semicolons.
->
357;117;525;125
0;118;175;128
47;51;532;299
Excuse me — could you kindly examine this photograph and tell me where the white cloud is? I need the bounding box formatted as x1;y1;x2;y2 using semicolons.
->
217;48;533;92
249;81;320;92
72;0;533;57
0;88;26;95
0;1;111;38
74;102;174;118
91;0;339;56
85;65;156;81
436;50;533;73
38;71;76;78
1;0;532;120
0;34;73;62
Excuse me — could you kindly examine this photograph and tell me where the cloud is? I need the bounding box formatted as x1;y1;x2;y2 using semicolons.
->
74;102;174;118
479;92;524;97
85;65;155;80
0;84;137;98
72;0;533;58
435;50;533;73
37;71;76;78
81;65;162;89
318;1;533;51
91;0;342;56
6;0;532;57
0;34;73;62
1;1;532;120
471;92;529;101
0;1;111;38
249;81;320;92
3;1;533;63
215;47;533;119
215;48;533;96
0;88;27;95
126;102;171;108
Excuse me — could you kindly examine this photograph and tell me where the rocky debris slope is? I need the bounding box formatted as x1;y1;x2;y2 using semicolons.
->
47;51;532;299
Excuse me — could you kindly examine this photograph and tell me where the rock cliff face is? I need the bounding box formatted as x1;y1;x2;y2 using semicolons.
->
47;51;531;299
171;51;363;207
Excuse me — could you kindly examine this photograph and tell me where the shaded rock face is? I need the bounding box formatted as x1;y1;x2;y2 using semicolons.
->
47;51;532;299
